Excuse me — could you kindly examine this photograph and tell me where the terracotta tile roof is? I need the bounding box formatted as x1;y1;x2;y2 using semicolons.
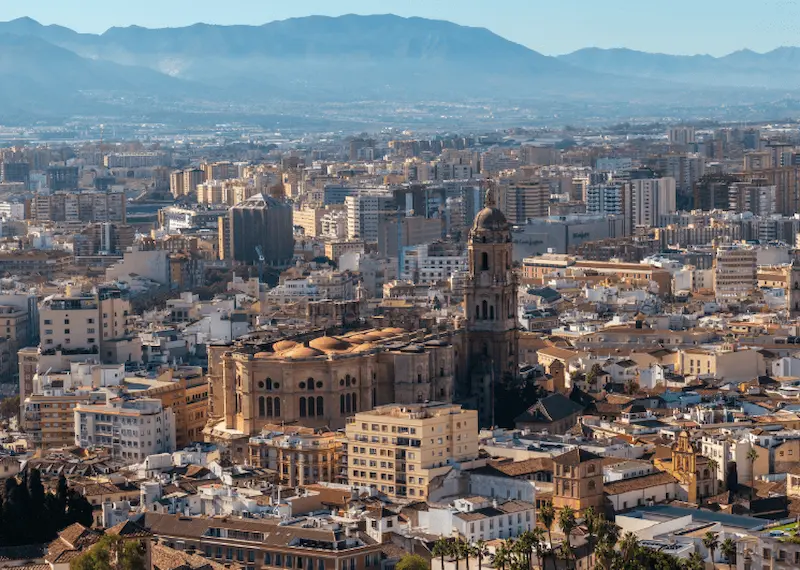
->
106;520;152;539
152;544;229;570
486;457;554;477
604;472;678;495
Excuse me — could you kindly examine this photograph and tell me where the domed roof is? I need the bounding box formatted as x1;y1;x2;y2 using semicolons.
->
285;345;324;359
385;327;406;334
346;334;368;343
309;336;351;352
473;206;508;231
351;342;377;353
273;340;297;352
254;352;273;359
472;186;508;231
363;332;386;342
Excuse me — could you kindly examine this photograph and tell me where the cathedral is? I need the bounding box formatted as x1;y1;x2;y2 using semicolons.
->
204;186;519;450
462;185;520;425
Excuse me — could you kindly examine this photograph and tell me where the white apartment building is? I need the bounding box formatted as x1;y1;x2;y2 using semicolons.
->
585;183;624;215
420;497;536;543
401;243;467;285
74;396;176;461
624;177;677;227
345;193;393;241
714;245;757;301
0;201;26;219
320;210;348;239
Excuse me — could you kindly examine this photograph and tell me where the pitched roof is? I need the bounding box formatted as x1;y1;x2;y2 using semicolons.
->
515;393;585;425
603;471;678;495
552;448;602;466
106;520;152;539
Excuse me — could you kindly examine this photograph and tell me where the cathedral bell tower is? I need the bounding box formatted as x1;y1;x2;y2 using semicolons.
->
463;184;519;426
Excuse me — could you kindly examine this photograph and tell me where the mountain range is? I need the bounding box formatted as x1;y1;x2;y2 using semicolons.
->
1;14;800;124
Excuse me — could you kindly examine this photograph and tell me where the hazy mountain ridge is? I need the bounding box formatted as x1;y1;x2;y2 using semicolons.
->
0;15;799;123
559;46;800;89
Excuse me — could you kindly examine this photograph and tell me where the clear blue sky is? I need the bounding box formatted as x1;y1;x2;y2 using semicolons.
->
4;0;800;56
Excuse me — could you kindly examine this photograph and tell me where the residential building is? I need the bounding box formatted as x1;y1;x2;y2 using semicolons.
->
345;402;479;502
135;512;383;570
345;193;393;241
74;396;176;461
502;181;550;224
248;425;345;486
624;177;677;227
714;245;757;301
228;194;294;266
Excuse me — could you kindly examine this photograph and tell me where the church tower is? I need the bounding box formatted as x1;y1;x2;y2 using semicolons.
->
463;184;519;426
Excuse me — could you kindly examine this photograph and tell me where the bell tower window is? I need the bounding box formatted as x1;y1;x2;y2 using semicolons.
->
481;252;489;271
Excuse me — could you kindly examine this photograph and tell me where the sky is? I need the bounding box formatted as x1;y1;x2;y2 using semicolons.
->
3;0;800;56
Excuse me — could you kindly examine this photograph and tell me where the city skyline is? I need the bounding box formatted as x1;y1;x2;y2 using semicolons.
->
3;0;800;57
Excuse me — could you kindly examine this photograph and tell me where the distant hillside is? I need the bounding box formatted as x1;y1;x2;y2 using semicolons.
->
559;46;800;89
0;15;799;122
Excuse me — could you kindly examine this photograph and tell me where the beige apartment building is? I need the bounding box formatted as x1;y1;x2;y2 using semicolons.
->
345;402;479;502
20;286;141;412
24;392;91;449
714;245;757;301
248;425;345;487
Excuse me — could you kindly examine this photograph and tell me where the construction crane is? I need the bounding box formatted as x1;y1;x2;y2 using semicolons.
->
255;245;266;284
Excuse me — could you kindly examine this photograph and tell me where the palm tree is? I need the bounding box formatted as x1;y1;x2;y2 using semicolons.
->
517;531;535;570
459;540;471;570
512;537;530;570
702;531;719;566
450;539;462;570
539;503;556;568
747;446;759;502
530;528;546;570
494;540;513;570
558;506;577;570
474;540;489;570
433;538;450;570
685;552;705;570
583;507;599;551
620;532;640;566
720;537;736;570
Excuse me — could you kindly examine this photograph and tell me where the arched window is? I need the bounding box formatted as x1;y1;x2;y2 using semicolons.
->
258;396;265;417
475;305;480;319
266;378;272;390
588;480;596;491
703;469;710;478
308;378;315;391
308;397;316;417
266;397;273;417
346;375;351;387
587;464;595;474
345;393;352;413
340;395;345;415
482;300;488;320
490;305;495;320
274;398;281;417
317;396;324;416
352;393;357;412
481;252;489;271
299;398;307;418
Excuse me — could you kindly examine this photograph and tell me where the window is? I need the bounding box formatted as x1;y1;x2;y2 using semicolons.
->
317;396;324;416
481;251;489;271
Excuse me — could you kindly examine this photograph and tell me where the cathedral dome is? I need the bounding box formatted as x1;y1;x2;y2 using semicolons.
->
309;336;351;352
472;185;508;231
273;340;297;352
473;206;508;231
285;345;325;359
